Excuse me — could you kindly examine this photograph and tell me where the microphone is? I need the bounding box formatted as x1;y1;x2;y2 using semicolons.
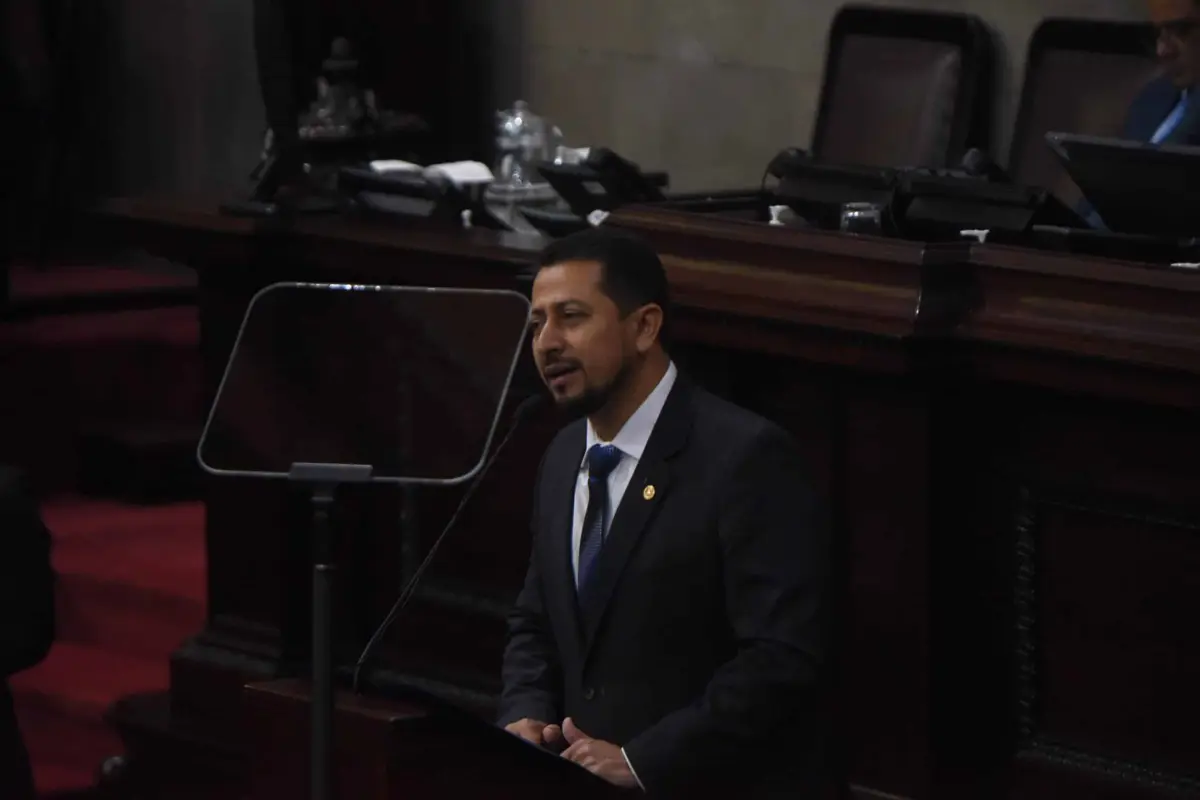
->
351;393;545;692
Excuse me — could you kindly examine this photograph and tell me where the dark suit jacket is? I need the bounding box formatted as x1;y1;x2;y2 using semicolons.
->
1081;76;1200;227
0;466;55;800
499;378;829;797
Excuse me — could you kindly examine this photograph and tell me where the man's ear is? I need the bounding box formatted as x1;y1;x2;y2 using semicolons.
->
632;304;663;354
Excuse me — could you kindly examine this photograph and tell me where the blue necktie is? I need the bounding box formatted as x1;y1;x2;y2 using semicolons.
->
577;444;622;594
1152;92;1189;144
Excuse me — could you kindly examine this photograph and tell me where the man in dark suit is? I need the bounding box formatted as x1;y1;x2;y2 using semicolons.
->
498;227;829;796
1084;0;1200;226
1127;0;1200;146
0;466;55;799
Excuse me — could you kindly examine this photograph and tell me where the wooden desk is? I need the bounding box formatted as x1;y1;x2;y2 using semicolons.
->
91;198;1200;800
242;679;622;800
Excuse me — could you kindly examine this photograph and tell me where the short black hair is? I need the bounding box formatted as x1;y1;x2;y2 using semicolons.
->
537;226;672;347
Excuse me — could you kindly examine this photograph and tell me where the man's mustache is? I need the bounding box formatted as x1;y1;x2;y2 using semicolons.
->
542;360;582;378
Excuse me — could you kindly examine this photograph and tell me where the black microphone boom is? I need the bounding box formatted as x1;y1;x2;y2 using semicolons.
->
351;394;545;692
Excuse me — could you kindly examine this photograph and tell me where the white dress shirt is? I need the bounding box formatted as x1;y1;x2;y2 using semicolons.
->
571;361;677;580
570;360;676;792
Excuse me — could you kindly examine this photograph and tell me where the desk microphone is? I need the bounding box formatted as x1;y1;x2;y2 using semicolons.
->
351;393;546;692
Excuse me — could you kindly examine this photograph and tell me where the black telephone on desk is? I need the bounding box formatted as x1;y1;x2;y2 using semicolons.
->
520;148;668;236
338;166;515;231
535;148;665;212
760;145;1087;240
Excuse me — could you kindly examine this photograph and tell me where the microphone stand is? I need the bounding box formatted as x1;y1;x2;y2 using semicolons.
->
290;400;540;800
288;462;373;800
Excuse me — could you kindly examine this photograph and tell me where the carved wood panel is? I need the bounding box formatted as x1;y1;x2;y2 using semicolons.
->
1004;394;1200;799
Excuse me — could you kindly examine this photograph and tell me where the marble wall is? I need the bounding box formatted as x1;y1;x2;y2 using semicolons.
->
498;0;1146;189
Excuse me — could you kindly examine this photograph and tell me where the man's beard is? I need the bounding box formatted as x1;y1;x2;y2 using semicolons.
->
554;359;633;420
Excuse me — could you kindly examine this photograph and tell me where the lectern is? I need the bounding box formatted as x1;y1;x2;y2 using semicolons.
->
197;282;543;800
244;679;623;799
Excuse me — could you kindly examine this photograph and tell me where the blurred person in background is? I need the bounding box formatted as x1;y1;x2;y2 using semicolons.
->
0;466;56;800
1084;1;1200;227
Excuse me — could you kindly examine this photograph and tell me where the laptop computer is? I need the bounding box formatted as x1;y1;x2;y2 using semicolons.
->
1045;132;1200;238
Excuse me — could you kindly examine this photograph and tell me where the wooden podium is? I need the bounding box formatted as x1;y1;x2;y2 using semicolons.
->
243;679;623;800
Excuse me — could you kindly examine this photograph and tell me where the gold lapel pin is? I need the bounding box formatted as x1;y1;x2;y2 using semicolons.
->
643;484;656;500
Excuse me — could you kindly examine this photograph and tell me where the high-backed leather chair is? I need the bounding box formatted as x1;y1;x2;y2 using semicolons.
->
1008;18;1158;207
811;5;994;169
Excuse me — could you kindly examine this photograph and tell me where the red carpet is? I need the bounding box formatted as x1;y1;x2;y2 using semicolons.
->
11;497;206;797
2;263;206;797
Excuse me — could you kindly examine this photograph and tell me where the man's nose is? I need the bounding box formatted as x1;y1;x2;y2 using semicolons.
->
533;323;564;356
